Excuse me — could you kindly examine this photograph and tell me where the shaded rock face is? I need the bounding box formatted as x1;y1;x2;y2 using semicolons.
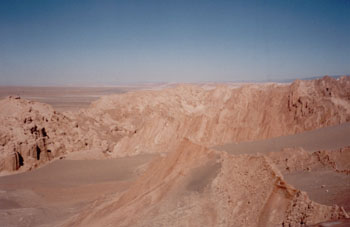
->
79;76;350;157
0;152;23;171
62;139;347;227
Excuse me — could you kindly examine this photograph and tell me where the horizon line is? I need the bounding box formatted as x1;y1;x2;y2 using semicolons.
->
0;74;348;87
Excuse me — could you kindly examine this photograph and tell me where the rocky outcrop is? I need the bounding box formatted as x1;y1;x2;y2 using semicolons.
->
1;76;349;173
1;77;349;226
0;96;96;173
62;139;348;227
267;146;350;174
287;76;350;129
78;76;350;157
0;152;23;171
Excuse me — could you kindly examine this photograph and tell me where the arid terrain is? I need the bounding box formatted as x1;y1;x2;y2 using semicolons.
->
0;76;350;227
0;85;153;111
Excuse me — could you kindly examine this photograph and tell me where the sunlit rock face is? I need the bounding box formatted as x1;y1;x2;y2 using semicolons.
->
0;76;349;227
79;76;350;157
0;96;88;172
1;76;349;173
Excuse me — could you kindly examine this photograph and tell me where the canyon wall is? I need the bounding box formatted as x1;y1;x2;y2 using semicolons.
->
79;76;350;156
1;76;349;172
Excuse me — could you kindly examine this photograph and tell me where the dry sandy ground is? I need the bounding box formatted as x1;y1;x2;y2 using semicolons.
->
285;170;350;211
0;154;156;227
0;77;349;226
216;123;350;212
0;123;349;227
214;122;350;155
0;86;136;111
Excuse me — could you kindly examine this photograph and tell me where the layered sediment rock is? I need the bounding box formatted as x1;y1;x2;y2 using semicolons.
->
1;76;350;172
79;76;350;157
1;77;349;226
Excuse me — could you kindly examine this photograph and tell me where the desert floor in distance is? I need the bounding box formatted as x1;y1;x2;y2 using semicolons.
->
0;85;155;111
0;78;349;227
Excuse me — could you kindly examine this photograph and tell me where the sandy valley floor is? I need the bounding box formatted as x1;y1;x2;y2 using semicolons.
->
0;123;349;227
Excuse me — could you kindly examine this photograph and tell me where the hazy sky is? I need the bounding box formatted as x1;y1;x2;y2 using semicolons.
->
0;0;349;85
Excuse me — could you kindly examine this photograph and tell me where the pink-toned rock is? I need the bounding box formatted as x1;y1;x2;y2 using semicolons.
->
62;139;348;227
0;97;92;172
79;76;350;157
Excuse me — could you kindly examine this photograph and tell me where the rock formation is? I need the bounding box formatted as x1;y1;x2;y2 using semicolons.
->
78;76;350;157
267;146;350;174
1;76;350;173
0;96;97;172
0;76;349;226
62;139;348;227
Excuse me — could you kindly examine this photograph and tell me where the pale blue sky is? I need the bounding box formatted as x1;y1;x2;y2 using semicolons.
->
0;0;349;85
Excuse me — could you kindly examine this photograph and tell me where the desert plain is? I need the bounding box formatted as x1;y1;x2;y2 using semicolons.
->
0;76;350;227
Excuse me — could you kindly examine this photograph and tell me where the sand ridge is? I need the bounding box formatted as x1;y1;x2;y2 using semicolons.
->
61;139;349;227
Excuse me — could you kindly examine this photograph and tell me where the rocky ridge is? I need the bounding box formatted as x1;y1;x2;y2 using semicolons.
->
62;139;348;227
1;76;350;173
0;76;349;226
79;76;350;157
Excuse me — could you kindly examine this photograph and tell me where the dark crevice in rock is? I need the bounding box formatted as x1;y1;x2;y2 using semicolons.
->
17;152;24;167
36;145;41;160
